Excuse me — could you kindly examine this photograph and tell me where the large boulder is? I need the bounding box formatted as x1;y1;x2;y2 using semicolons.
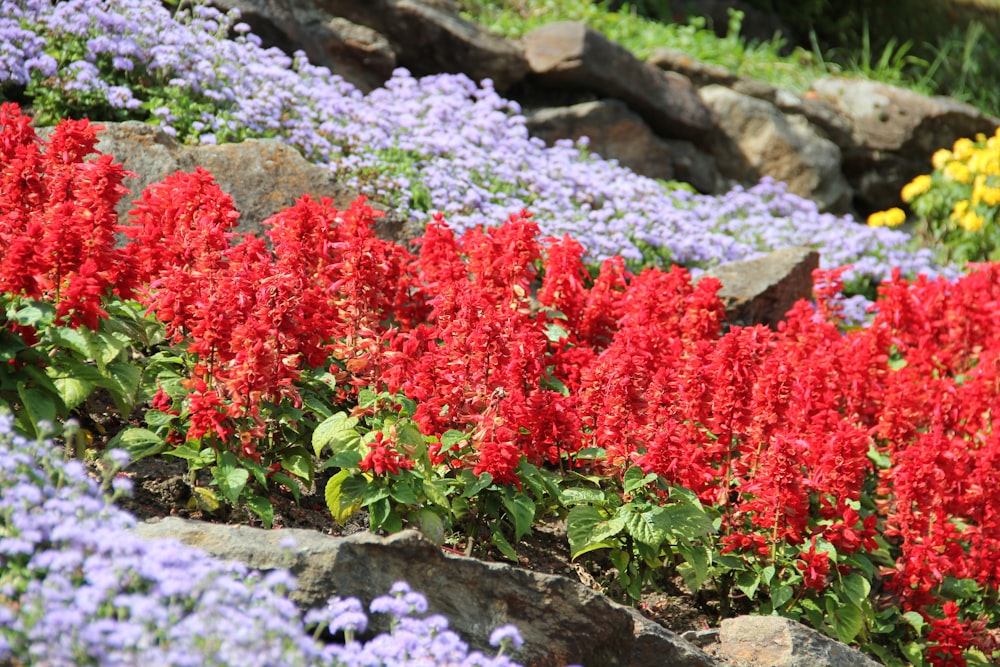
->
213;0;527;91
132;518;727;667
699;86;852;213
525;99;721;192
313;0;528;90
811;76;1000;212
522;21;714;142
208;0;396;91
48;121;417;243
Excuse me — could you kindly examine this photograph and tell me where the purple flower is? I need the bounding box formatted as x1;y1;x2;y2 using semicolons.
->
489;624;524;651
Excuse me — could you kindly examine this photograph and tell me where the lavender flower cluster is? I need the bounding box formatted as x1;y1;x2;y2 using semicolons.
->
0;414;526;667
0;0;959;307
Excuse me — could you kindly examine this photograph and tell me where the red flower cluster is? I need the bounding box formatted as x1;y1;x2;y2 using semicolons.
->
7;109;1000;660
0;102;132;330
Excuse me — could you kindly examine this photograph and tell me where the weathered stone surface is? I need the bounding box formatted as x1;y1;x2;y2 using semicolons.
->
700;85;852;213
525;99;723;192
717;615;881;667
706;246;819;328
526;100;676;182
209;0;396;91
76;122;363;237
811;76;1000;212
132;517;727;667
625;608;724;667
523;22;714;141
49;121;417;243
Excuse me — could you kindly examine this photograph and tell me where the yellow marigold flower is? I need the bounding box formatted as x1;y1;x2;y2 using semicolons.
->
953;137;975;160
901;174;932;202
867;207;906;228
944;161;972;184
976;133;988;143
932;149;953;169
974;180;1000;207
951;200;969;218
960;210;985;232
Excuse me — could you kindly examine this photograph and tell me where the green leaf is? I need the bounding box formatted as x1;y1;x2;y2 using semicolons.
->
188;486;221;512
826;598;864;643
395;422;424;449
312;412;360;457
622;505;669;548
270;471;301;503
102;361;141;415
566;505;625;559
17;384;59;429
422;478;451;509
412;507;446;545
164;444;214;467
9;301;54;328
622;465;656;493
438;429;467;453
736;570;761;599
389;479;420;506
491;529;518;562
839;572;871;608
280;447;314;483
902;611;925;633
544;321;570;343
213;453;249;505
560;486;607;506
245;494;274;529
320;451;363;470
502;489;535;541
324;470;364;523
677;543;711;593
94;329;131;367
52;375;95;412
770;583;794;610
369;496;391;529
460;470;493;498
49;325;97;359
657;499;716;540
106;427;166;461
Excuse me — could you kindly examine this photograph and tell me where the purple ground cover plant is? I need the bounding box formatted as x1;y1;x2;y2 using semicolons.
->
0;0;960;316
0;414;528;666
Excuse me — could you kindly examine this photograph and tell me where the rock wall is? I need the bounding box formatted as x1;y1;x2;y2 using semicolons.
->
209;0;999;216
133;518;881;667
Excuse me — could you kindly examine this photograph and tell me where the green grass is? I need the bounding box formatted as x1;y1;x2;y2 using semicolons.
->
457;0;1000;116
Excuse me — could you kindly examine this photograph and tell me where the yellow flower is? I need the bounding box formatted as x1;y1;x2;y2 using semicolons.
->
932;149;953;169
944;161;972;184
901;174;932;202
973;178;1000;207
953;137;975;160
951;200;969;222
959;210;985;232
867;207;906;228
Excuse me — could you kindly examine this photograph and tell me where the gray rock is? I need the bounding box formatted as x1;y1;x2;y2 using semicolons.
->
313;0;527;91
699;85;852;213
522;22;715;142
209;0;396;91
76;122;365;237
526;100;677;183
811;76;1000;212
706;247;819;329
132;517;727;667
525;99;723;193
717;615;881;667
